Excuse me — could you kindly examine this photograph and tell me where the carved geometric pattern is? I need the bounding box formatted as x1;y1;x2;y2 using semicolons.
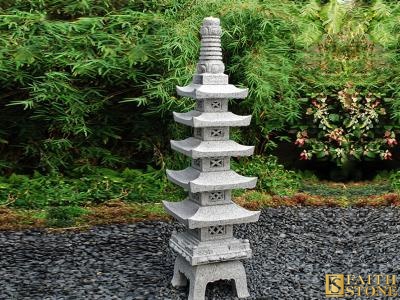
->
210;128;223;137
208;225;226;236
209;191;224;202
210;158;223;168
192;159;201;168
191;193;200;202
211;100;221;110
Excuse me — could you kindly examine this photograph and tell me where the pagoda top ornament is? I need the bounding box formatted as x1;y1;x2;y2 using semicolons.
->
176;17;248;99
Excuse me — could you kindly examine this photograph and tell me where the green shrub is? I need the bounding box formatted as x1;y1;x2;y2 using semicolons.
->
390;171;400;191
290;0;400;167
46;206;88;228
0;0;319;173
233;155;301;196
0;0;400;184
302;182;393;198
294;84;395;166
0;167;184;209
0;2;167;173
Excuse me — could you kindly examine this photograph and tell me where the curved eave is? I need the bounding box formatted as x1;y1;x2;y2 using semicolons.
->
190;170;257;193
170;138;254;158
173;111;251;127
163;198;260;229
176;84;248;99
166;167;257;193
166;167;200;191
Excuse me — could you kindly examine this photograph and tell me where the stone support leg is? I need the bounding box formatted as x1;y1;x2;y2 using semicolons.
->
171;255;250;300
171;257;188;287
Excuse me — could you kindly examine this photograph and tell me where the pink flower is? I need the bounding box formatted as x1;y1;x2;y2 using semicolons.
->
387;138;397;147
295;131;308;147
371;101;380;108
295;138;306;147
300;150;310;160
327;128;344;145
311;100;320;108
383;150;392;160
384;131;397;147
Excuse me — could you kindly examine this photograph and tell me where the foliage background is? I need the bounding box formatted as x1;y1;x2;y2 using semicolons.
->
1;0;400;212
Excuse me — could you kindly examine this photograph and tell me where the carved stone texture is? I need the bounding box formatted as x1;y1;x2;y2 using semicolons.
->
163;16;260;300
171;256;250;300
189;190;232;206
197;17;224;75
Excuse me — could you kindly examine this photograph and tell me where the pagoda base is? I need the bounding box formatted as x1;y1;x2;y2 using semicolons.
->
170;231;252;266
171;255;250;300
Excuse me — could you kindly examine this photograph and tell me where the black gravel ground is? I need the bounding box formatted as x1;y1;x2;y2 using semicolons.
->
1;207;400;299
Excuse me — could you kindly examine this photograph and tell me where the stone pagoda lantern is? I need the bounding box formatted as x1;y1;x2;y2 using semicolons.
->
163;17;260;300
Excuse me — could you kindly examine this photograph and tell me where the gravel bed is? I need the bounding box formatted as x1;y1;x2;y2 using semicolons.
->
1;207;400;299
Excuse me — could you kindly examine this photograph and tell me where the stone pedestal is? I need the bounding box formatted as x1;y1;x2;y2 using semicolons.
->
163;17;260;300
172;256;250;299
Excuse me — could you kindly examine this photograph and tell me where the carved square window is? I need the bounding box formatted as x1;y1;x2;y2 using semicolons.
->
192;159;201;168
196;100;204;110
209;191;224;202
194;128;202;138
210;158;223;168
208;225;226;236
211;100;221;110
191;193;200;202
210;128;223;137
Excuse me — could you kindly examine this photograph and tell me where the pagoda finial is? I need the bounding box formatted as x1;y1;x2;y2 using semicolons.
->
196;17;224;75
177;16;248;98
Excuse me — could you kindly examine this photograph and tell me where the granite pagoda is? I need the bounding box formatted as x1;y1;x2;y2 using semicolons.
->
163;17;260;300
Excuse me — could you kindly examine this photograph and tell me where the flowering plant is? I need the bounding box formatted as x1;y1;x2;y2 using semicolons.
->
295;84;397;166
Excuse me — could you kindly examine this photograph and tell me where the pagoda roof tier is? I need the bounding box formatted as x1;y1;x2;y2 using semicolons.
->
163;198;260;229
173;111;251;127
166;167;257;193
176;84;248;99
171;137;254;158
